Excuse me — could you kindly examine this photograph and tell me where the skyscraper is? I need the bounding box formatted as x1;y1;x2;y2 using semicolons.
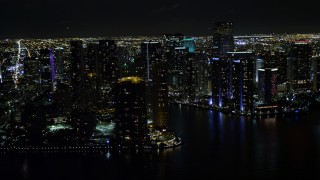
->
97;40;119;108
39;48;55;92
258;68;278;105
140;41;163;123
152;62;168;129
163;33;184;70
287;42;312;91
140;41;163;81
211;57;232;109
114;77;148;147
312;57;320;91
170;47;188;97
69;40;96;138
211;21;235;56
229;52;255;113
53;47;66;84
24;57;40;93
70;40;85;108
163;33;184;53
183;37;196;53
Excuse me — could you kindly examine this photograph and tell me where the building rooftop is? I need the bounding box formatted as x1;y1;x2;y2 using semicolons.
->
118;76;144;84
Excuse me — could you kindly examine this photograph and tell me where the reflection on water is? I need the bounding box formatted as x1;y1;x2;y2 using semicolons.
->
1;104;320;179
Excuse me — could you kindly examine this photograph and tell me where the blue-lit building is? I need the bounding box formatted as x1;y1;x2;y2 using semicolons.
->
230;52;255;113
183;37;196;53
211;57;232;109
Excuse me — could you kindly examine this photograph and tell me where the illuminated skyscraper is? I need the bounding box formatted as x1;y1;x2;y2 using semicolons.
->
163;33;184;52
84;43;99;106
163;33;184;69
69;41;97;139
255;58;264;84
114;77;148;147
53;47;66;84
287;42;312;90
274;50;288;84
152;62;168;129
39;48;55;92
183;37;196;53
211;57;232;108
184;53;197;100
97;40;119;108
140;41;163;81
195;53;211;98
70;40;85;108
258;68;278;105
140;41;163;122
24;57;40;93
229;52;255;113
170;47;188;96
312;57;320;91
212;21;235;56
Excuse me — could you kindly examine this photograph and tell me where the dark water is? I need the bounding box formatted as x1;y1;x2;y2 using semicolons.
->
1;104;320;180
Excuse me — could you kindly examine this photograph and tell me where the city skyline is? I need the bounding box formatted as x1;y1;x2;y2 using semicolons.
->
1;0;319;39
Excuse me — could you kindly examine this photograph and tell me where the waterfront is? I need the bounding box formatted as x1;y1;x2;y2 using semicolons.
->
1;104;320;179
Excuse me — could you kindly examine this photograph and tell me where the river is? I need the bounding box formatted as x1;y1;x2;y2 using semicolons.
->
1;104;320;179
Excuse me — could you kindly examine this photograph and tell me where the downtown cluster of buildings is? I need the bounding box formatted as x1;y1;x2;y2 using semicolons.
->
1;21;320;149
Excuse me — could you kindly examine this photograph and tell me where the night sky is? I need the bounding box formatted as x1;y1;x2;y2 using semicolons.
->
1;0;319;38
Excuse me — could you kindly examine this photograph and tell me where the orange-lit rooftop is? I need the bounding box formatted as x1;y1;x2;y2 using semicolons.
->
118;76;144;84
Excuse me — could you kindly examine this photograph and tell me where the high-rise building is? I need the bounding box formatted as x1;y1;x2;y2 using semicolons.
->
287;42;312;91
229;52;255;113
53;47;66;84
184;53;197;100
211;57;232;108
140;41;163;81
69;40;85;108
152;62;168;129
84;43;99;106
163;33;184;69
169;47;188;97
258;68;278;105
183;37;196;53
274;50;288;84
312;56;320;91
97;40;119;108
163;33;184;52
39;48;55;92
195;52;211;98
211;21;235;56
114;77;148;147
24;57;40;93
255;58;264;84
140;41;163;122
